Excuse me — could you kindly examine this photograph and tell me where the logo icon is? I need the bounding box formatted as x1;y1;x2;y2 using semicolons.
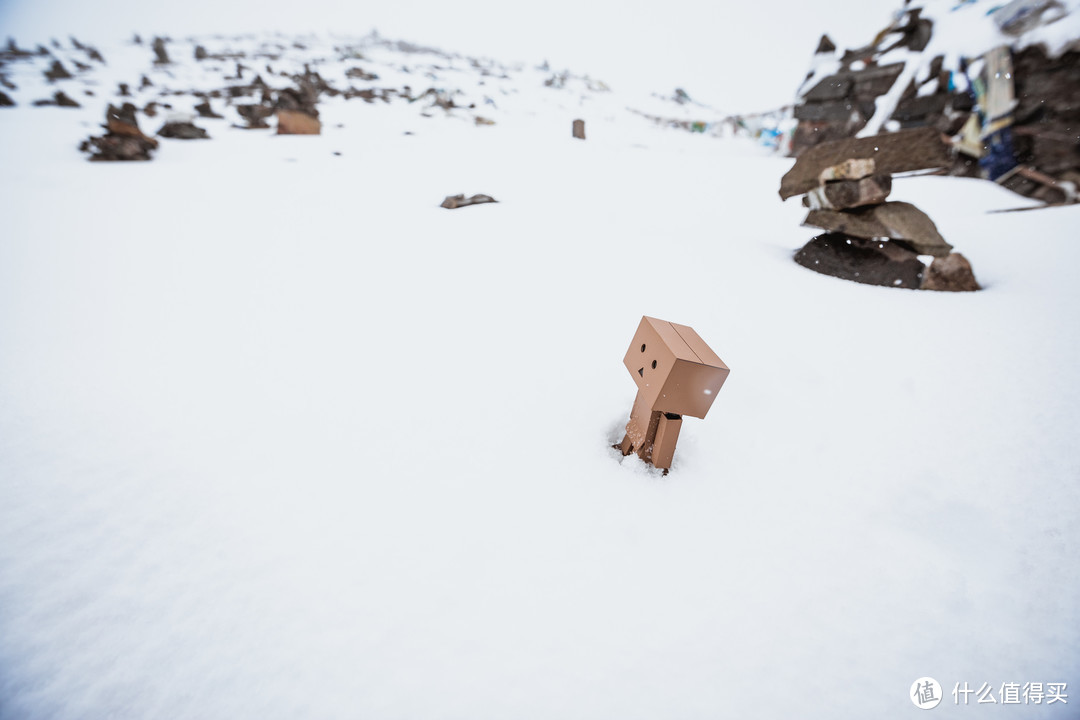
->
912;677;943;709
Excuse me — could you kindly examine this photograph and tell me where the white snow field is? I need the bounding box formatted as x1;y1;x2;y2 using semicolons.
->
1;30;1079;720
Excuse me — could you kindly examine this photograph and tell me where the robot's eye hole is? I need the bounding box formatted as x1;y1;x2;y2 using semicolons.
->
640;344;646;352
651;360;657;369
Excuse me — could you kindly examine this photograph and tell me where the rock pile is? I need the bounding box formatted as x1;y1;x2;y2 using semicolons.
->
791;1;1080;205
782;130;980;291
79;103;159;161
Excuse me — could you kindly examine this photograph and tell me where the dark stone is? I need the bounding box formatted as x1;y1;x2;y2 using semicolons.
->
794;101;861;123
1028;126;1080;175
440;193;498;209
152;37;170;64
32;90;79;107
0;91;13;107
806;174;892;210
921;253;980;291
892;93;949;123
952;91;974;112
157;121;209;139
4;38;32;57
345;66;378;81
803;201;953;257
194;99;224;118
794;233;926;289
816;34;836;54
1014;47;1080;123
780;127;953;199
851;63;905;99
82;134;156;160
274;84;319;117
235;103;273;128
803;75;853;102
107;102;140;131
792;121;862;155
44;59;72;81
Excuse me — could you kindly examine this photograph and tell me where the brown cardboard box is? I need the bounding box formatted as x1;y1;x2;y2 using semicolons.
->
619;317;729;472
276;109;321;135
622;316;730;419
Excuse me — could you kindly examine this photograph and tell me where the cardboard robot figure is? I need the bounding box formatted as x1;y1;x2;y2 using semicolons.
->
618;316;730;472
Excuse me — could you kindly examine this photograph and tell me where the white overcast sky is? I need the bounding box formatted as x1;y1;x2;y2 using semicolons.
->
0;0;898;112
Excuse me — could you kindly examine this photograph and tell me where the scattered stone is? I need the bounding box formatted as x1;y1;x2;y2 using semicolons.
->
143;101;158;117
440;193;498;209
794;233;926;289
157;120;209;139
274;85;319;117
194;99;224;119
345;87;391;102
803;201;953;257
152;37;170;65
780;127;953;200
474;116;495;126
4;39;33;57
235;103;273;129
0;91;13;107
118;83;130;97
80;103;159;161
345;66;378;80
32;90;80;107
194;45;208;60
44;59;72;82
140;74;153;89
921;253;981;292
805;174;892;210
73;59;91;72
276;109;321;135
573;118;586;140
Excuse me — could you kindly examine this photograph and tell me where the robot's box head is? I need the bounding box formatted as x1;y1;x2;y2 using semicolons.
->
623;316;730;419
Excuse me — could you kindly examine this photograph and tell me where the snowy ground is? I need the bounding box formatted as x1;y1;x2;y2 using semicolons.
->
1;33;1078;720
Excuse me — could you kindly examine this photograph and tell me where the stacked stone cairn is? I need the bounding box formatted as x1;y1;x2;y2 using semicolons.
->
781;128;980;292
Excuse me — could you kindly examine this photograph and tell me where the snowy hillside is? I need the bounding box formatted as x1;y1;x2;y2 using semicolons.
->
1;30;1078;720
